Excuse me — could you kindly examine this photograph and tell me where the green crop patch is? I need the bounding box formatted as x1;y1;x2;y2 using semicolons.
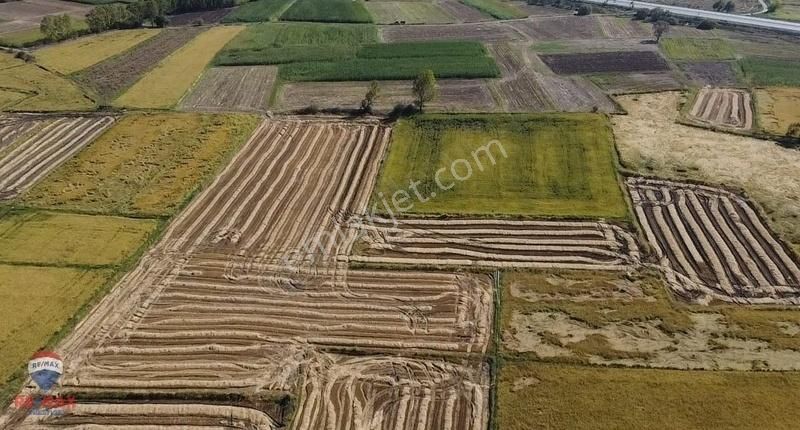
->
0;211;157;267
280;0;372;23
373;114;627;218
660;38;736;61
461;0;526;19
357;41;487;59
741;57;800;87
222;0;296;22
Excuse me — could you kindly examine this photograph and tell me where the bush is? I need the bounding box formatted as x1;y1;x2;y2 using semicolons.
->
576;4;591;15
634;9;648;20
697;19;717;30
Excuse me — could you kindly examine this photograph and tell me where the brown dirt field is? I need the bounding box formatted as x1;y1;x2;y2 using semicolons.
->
509;1;572;15
380;21;524;43
507;16;605;41
180;66;277;112
291;355;489;430
74;27;205;101
590;72;684;95
613;92;800;254
167;8;233;26
629;177;800;305
0;115;115;199
679;61;739;87
688;88;753;130
436;0;492;22
538;74;619;112
0;114;46;150
351;216;640;270
0;0;90;35
596;16;651;39
488;43;552;112
541;51;671;75
277;79;497;113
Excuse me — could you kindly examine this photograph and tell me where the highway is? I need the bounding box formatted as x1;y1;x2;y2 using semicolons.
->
579;0;800;34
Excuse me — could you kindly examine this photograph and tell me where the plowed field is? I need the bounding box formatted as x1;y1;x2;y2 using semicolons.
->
180;66;277;112
688;88;753;130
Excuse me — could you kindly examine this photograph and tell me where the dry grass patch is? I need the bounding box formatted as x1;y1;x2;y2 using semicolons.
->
35;29;162;74
114;26;244;109
755;87;800;135
0;53;93;111
21;113;261;217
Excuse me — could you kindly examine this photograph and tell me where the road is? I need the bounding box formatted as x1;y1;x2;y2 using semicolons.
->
579;0;800;34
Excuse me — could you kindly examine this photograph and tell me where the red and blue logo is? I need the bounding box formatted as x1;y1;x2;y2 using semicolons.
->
27;351;63;392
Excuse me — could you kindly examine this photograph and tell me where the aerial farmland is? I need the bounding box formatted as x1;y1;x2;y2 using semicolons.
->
0;0;800;428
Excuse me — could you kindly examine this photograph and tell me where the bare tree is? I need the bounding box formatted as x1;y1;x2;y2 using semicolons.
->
653;20;670;43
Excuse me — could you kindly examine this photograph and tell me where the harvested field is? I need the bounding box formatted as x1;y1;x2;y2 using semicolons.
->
0;53;94;111
73;27;204;102
0;115;114;199
180;66;276;112
34;29;162;74
596;16;650;39
167;8;233;25
679;61;739;86
755;87;800;135
629;177;800;305
436;0;492;22
380;21;524;43
687;88;753;130
461;0;526;19
114;26;244;109
276;79;497;113
0;114;46;150
350;216;640;270
507;16;605;41
540;51;671;75
365;1;455;24
589;72;684;95
538;75;618;112
488;43;551;112
291;355;489;430
22;113;260;217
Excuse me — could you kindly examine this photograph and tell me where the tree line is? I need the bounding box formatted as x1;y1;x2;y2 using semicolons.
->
86;0;236;32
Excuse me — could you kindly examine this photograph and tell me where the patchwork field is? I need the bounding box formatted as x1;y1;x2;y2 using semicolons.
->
613;92;800;251
0;115;115;199
114;26;244;109
374;114;628;218
437;0;492;22
507;16;605;40
380;21;524;43
687;88;753;130
22;113;260;217
499;362;800;430
630;177;800;305
365;1;455;24
488;43;551;112
280;0;372;23
540;51;671;75
180;66;277;112
660;37;736;61
755;87;800;135
34;29;162;74
0;53;94;111
73;27;205;102
351;216;640;270
679;61;739;86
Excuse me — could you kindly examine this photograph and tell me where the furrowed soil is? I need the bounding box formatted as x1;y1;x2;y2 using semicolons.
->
180;66;277;112
687;88;753;130
34;29;162;74
613;92;800;250
21;113;261;217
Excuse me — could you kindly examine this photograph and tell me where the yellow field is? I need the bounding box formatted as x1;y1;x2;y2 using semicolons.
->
22;113;261;216
35;29;162;75
0;211;157;267
499;362;800;430
755;87;800;135
0;265;114;390
0;53;94;111
114;26;244;109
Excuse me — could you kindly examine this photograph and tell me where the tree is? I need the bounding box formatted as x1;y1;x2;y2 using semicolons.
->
576;4;592;15
697;19;717;30
412;69;438;111
723;0;735;11
787;122;800;138
652;20;670;42
712;0;723;9
40;14;73;42
361;81;380;114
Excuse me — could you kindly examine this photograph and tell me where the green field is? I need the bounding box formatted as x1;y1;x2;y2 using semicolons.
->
357;41;487;59
461;0;526;19
660;37;736;61
499;362;800;430
280;0;372;23
222;0;296;22
740;57;800;86
373;114;628;218
0;53;94;111
0;211;157;267
22;113;261;217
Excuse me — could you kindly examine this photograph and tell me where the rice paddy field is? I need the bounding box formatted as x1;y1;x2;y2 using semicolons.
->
34;29;162;74
373;113;628;218
114;26;244;109
21;113;261;216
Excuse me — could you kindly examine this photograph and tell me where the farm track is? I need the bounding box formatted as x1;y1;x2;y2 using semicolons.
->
629;177;800;304
180;66;277;113
74;27;204;100
0;115;114;199
351;216;640;270
688;88;753;130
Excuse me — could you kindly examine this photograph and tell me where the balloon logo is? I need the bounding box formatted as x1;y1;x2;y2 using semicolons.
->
28;351;63;392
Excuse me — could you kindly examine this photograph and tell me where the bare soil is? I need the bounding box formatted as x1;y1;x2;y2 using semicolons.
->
687;87;753;130
167;8;233;26
540;51;671;75
680;61;739;87
180;66;277;112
